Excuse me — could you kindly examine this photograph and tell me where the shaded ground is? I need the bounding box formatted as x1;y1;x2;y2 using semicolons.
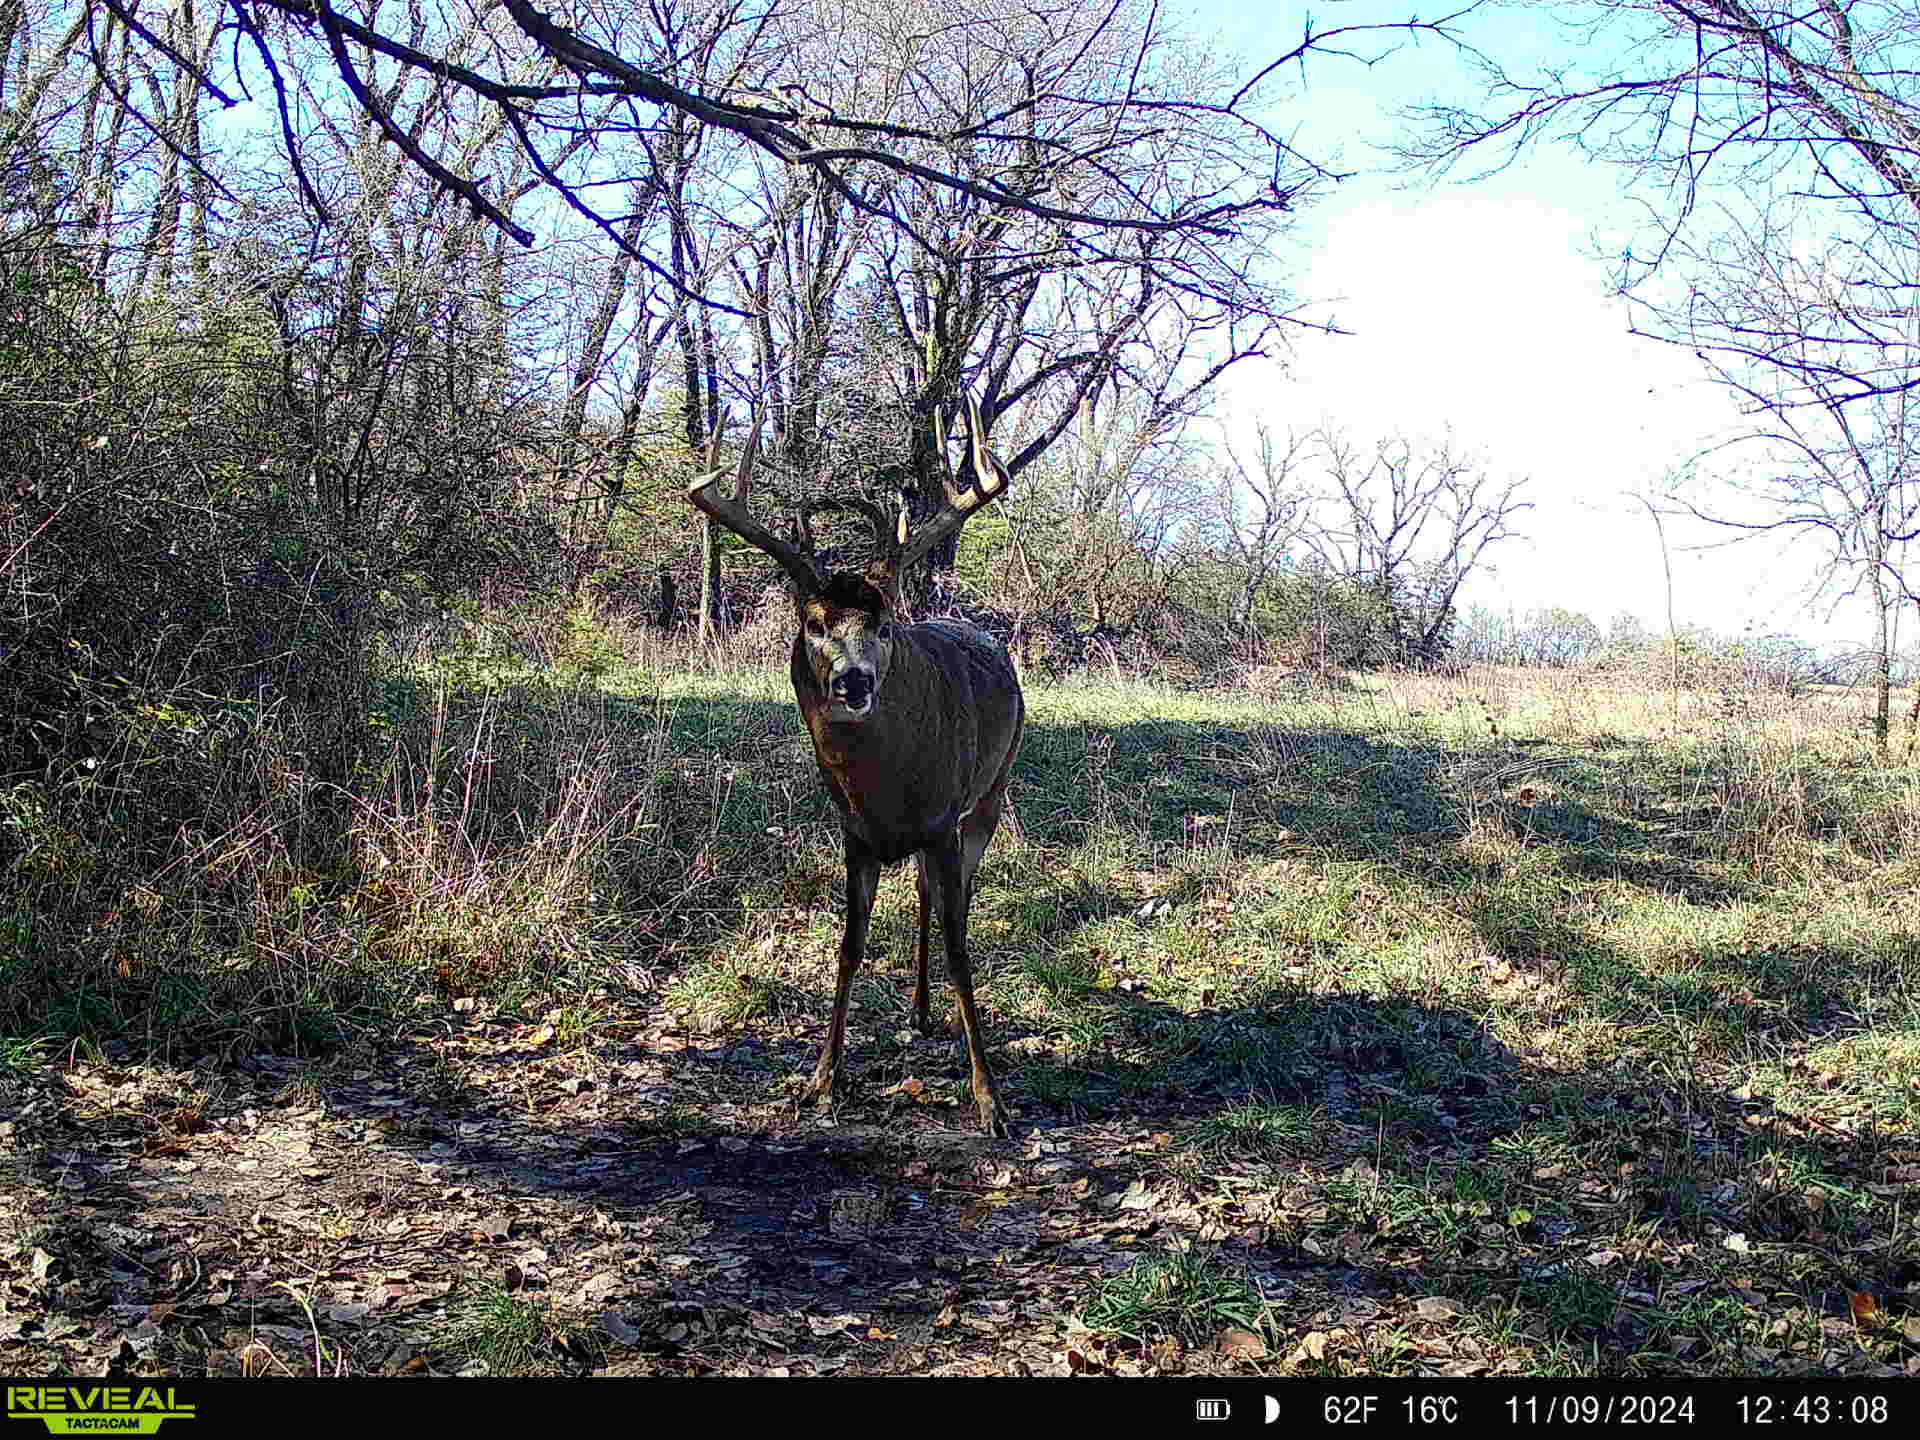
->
3;976;1916;1377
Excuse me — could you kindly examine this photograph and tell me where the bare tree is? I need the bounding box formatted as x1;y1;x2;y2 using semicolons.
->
1408;2;1920;300
76;0;1466;280
974;381;1212;670
1453;603;1517;664
1211;425;1313;630
1655;209;1920;751
702;0;1334;614
553;176;670;579
1304;429;1532;666
1518;606;1603;667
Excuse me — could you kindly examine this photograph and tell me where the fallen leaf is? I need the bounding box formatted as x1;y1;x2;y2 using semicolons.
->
805;1313;864;1337
1216;1326;1267;1358
1117;1179;1154;1211
599;1312;642;1345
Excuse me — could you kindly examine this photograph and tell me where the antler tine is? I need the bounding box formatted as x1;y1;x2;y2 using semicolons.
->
898;392;1012;572
964;392;1012;500
685;408;820;594
703;404;728;478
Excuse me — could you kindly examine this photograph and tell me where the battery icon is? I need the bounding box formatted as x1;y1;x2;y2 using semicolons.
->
1196;1399;1232;1421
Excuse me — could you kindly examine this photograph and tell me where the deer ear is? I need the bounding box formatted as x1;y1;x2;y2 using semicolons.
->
864;556;902;613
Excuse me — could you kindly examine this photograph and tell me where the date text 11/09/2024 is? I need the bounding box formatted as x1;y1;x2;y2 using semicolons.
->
1297;1393;1897;1426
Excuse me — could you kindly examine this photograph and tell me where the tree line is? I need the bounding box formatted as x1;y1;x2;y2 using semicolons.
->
7;0;1920;784
1;0;1537;773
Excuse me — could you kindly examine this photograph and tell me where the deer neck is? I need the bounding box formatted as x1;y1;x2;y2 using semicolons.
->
792;631;962;856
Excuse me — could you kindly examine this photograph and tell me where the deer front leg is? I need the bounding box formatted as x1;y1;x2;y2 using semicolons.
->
911;854;933;1034
797;840;880;1113
927;835;1006;1137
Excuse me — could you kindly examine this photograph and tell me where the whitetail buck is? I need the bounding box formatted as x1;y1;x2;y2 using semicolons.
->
687;397;1025;1136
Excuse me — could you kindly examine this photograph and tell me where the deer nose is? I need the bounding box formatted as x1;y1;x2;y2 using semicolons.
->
833;667;874;707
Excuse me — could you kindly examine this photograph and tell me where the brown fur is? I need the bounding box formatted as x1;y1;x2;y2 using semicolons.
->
795;613;1024;861
786;582;1025;1135
686;396;1021;1133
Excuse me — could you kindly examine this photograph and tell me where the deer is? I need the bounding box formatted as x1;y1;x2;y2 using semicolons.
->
686;396;1025;1137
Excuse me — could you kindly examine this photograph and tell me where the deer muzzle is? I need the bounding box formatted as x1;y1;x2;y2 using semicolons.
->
829;666;876;718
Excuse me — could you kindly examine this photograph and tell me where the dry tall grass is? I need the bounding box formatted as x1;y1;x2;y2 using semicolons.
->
6;610;1916;1061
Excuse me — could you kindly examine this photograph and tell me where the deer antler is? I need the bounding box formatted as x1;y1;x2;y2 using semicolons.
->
900;393;1013;572
686;407;821;595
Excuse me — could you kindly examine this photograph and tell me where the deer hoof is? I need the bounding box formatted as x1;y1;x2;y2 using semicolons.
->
977;1096;1011;1139
793;1066;839;1116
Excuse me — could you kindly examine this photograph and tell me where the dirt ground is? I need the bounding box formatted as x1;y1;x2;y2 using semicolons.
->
0;1007;1346;1378
5;978;1915;1380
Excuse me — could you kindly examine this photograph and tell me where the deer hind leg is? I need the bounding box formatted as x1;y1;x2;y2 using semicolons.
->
911;853;934;1034
928;831;1006;1137
957;732;1018;925
798;838;881;1113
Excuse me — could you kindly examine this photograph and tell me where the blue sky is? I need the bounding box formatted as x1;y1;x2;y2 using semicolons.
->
1182;0;1878;651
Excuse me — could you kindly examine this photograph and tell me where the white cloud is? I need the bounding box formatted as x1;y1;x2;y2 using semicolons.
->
1215;171;1872;646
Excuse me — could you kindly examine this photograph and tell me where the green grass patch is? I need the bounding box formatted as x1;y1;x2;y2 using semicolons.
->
446;1283;561;1376
1081;1249;1270;1345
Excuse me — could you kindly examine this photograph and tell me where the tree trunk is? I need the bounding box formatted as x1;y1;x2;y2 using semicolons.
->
1871;565;1892;757
180;1;213;294
559;204;648;590
698;518;724;649
131;51;186;302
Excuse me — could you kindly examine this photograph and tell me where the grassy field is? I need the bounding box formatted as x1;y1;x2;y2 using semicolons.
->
3;636;1918;1377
